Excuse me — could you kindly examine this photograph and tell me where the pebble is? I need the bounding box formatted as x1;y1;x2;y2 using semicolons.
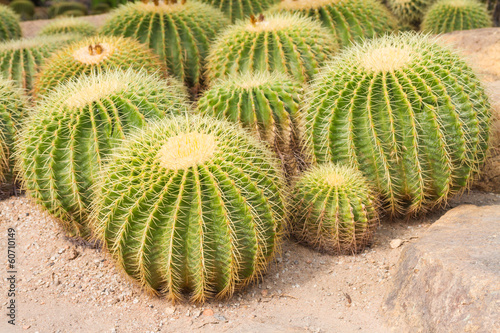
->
390;239;403;249
203;309;214;316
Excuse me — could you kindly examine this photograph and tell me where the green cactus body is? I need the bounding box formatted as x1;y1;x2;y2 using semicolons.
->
292;164;377;254
0;34;83;92
35;36;167;97
196;72;303;178
9;0;35;20
100;0;229;91
91;115;286;302
387;0;435;24
49;2;88;18
200;0;278;22
38;17;98;37
305;33;491;215
0;5;22;41
57;9;86;17
17;70;190;239
206;13;337;84
92;3;111;14
270;0;398;47
0;77;26;182
422;0;492;33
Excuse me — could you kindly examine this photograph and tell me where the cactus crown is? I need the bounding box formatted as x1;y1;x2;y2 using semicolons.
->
387;0;436;24
158;132;217;170
38;17;97;37
200;0;278;23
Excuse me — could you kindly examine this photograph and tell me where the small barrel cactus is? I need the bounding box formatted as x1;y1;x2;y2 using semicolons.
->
206;13;337;84
0;5;22;41
100;0;229;91
17;70;190;239
48;1;88;18
35;36;167;96
387;0;436;24
200;0;278;22
196;71;303;178
9;0;35;20
291;164;378;254
422;0;492;33
270;0;398;47
91;115;286;302
38;17;97;37
0;77;26;182
57;9;86;17
305;33;491;215
0;34;82;92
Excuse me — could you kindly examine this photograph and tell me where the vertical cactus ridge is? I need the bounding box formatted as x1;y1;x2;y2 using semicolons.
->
0;34;83;92
0;77;26;182
291;163;378;254
305;33;491;216
34;36;168;97
270;0;398;47
196;71;304;178
0;5;21;42
9;0;35;20
206;13;338;84
422;0;493;33
17;70;191;239
100;0;229;91
387;0;436;24
200;0;279;22
38;17;98;37
91;115;286;302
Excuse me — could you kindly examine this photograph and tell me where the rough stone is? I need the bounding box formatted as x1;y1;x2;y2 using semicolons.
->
383;205;500;332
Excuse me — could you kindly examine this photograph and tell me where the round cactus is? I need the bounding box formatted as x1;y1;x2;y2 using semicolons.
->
34;36;167;97
422;0;492;33
38;17;97;37
206;13;337;84
0;34;82;92
100;0;229;91
17;70;190;239
91;115;286;302
0;77;26;182
9;0;35;20
57;9;86;17
387;0;436;24
291;164;378;254
270;0;398;47
0;5;22;41
200;0;278;22
196;71;303;178
305;33;491;215
49;1;88;18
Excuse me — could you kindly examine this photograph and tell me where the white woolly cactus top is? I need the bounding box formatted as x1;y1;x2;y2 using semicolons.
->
158;132;218;170
38;17;97;36
244;12;323;32
0;34;80;52
277;0;340;10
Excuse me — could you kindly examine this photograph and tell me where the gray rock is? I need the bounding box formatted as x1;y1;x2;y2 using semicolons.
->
383;205;500;332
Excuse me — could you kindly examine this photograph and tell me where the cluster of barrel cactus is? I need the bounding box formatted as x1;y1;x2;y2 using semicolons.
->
0;0;494;304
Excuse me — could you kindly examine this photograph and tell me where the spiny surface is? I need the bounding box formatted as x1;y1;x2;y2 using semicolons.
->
196;71;304;178
422;0;492;33
291;163;378;254
38;17;98;37
206;13;337;83
305;33;491;216
271;0;398;46
17;70;190;239
35;36;167;97
0;34;82;92
100;0;229;90
387;0;436;24
0;5;21;41
91;115;286;302
0;77;26;182
200;0;278;22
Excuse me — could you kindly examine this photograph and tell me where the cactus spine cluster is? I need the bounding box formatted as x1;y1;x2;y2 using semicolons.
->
200;0;278;22
196;71;303;178
206;13;337;84
387;0;436;24
100;0;229;91
0;34;82;92
422;0;492;33
305;33;491;215
38;17;98;37
0;5;22;42
0;77;26;182
91;115;286;302
35;36;167;96
291;164;378;254
17;70;190;239
271;0;398;47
